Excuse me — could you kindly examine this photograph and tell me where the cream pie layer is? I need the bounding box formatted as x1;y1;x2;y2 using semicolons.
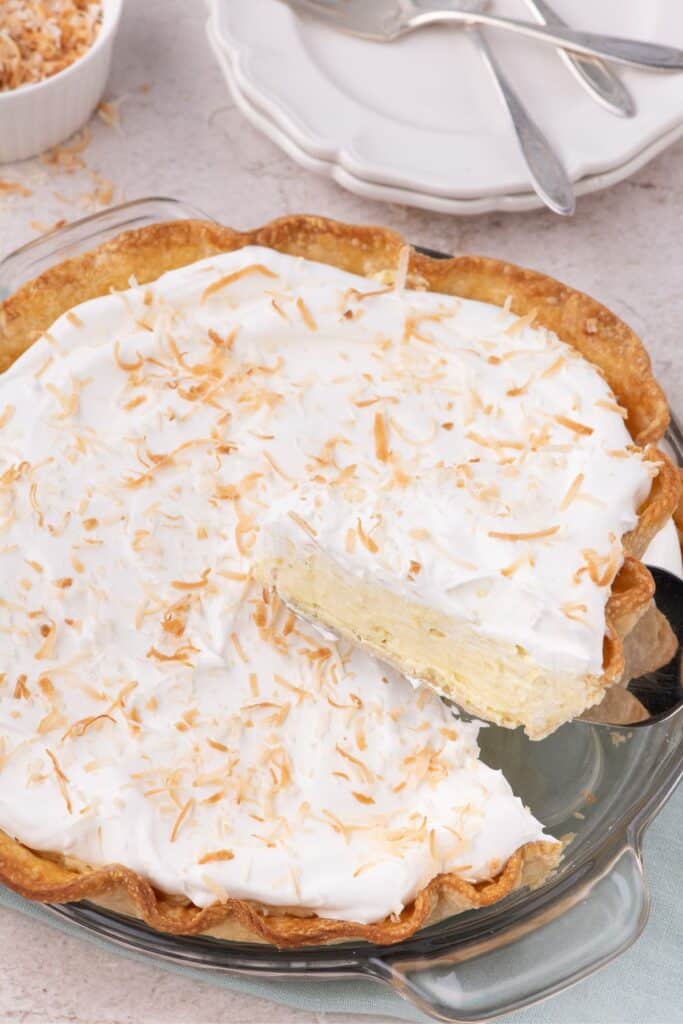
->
0;247;555;924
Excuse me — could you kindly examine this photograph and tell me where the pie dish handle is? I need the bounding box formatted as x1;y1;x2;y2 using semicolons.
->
363;845;649;1023
0;197;214;299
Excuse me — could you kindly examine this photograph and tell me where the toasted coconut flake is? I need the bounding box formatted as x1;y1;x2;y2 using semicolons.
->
287;510;317;539
62;714;115;742
235;518;258;556
207;327;238;352
270;297;290;322
336;744;373;784
595;399;628;418
575;548;621;587
274;674;310;703
218;570;250;583
489;526;560;542
554;414;594;437
231;633;248;663
35;621;57;660
263;451;294;482
46;378;88;419
28;481;44;528
466;431;525;452
114;341;143;372
505;309;537;335
352;791;375;805
506;376;533;398
542;355;565;378
356;518;379;554
390;416;437;447
38;708;66;734
401;311;450;346
13;674;29;699
162;610;186;638
333;464;357;487
201;264;278;302
393;246;410;292
122;394;147;412
373;411;390;462
0;180;32;196
501;555;528;578
170;798;193;842
171;569;211;591
147;643;198;666
198;849;235;864
296;297;317;331
97;99;122;130
0;404;15;429
560;473;585;512
207;738;229;753
46;749;72;814
561;602;588;622
321;809;352;844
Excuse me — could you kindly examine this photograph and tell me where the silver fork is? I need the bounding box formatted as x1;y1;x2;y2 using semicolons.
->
282;0;683;71
523;0;635;117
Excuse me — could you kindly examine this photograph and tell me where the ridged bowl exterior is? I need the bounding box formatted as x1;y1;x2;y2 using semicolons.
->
0;0;123;163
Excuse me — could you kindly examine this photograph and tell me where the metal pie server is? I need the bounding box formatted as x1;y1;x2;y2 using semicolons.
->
580;566;683;728
282;0;683;71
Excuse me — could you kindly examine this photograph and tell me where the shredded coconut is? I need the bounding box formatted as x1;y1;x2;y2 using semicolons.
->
0;1;102;92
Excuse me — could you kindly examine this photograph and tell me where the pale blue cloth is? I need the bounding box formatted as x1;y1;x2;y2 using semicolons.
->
1;787;680;1024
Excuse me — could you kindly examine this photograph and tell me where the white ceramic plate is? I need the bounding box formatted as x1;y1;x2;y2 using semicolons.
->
207;18;683;215
209;0;683;211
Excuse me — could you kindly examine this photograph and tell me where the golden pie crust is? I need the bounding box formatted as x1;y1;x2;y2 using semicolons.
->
0;214;678;946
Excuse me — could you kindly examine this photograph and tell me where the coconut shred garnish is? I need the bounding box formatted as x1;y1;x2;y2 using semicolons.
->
0;0;102;92
0;247;563;924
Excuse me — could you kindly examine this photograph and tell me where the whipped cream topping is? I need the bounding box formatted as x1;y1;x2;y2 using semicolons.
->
0;246;558;924
253;270;654;679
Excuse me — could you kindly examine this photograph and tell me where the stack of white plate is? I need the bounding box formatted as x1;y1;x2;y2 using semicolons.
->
207;0;683;214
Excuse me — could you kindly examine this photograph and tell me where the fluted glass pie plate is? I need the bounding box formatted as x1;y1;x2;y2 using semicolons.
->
0;198;681;1023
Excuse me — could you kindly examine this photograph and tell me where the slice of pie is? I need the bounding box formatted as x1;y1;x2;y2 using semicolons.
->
0;215;675;945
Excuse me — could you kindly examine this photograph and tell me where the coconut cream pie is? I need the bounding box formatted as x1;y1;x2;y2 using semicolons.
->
0;216;676;944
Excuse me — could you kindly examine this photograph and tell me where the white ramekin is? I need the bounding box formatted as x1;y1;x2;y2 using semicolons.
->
0;0;124;164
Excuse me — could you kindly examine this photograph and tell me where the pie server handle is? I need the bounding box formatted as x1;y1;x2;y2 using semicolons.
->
472;27;575;216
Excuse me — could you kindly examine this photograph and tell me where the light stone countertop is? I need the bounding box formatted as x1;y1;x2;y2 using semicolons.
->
0;2;682;1022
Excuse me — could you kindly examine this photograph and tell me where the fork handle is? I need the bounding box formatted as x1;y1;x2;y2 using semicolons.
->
472;28;574;216
523;0;635;117
412;9;683;71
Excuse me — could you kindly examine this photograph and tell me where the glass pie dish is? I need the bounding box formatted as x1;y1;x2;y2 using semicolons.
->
0;198;681;1023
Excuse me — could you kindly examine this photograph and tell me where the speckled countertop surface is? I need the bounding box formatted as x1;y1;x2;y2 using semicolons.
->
0;1;682;1022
